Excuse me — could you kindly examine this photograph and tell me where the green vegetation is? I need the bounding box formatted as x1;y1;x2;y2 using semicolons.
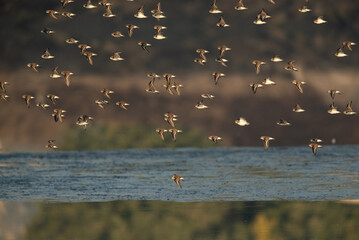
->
26;201;359;240
61;123;212;150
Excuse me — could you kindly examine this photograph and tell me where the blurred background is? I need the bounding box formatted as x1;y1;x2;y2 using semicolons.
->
1;200;359;240
0;0;358;151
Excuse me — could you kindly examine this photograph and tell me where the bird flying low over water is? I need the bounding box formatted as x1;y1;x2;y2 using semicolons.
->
156;128;167;141
171;174;184;189
343;101;356;115
310;138;323;143
209;135;222;143
309;143;323;155
45;140;58;150
260;136;275;150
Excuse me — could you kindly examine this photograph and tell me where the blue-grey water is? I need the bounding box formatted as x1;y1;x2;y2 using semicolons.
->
0;146;358;202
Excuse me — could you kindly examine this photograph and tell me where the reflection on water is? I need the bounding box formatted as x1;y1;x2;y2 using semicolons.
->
1;201;359;240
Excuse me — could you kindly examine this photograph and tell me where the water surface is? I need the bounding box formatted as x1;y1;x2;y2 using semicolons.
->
0;146;358;202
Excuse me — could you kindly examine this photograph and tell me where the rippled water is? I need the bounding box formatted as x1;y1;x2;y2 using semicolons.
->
0;146;358;202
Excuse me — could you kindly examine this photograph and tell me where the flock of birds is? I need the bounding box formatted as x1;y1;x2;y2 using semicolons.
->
0;0;357;189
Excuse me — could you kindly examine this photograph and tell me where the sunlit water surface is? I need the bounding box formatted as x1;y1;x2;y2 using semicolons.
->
0;146;358;202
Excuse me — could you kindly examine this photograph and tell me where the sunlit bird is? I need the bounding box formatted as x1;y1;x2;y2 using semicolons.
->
342;41;356;51
164;112;178;128
276;119;291;126
328;103;340;114
252;60;265;74
95;99;109;109
195;100;208;109
83;0;97;9
292;80;306;94
328;89;342;100
209;135;222;143
52;109;66;122
169;129;182;142
334;47;347;57
27;63;40;72
293;104;305;113
343;101;356;115
262;77;276;85
50;67;62;79
217;16;229;27
209;0;222;14
46;10;60;19
171;174;184;189
65;38;79;44
196;49;209;61
126;24;139;37
62;12;76;19
110;52;124;61
116;101;130;110
111;31;125;38
285;61;298;71
134;6;147;18
260;136;275;150
101;88;114;99
36;102;50;110
22;94;35;108
83;51;97;65
76;115;93;129
156;128;167;141
103;5;116;17
314;16;327;24
270;55;283;62
45;140;58;150
235;117;250;126
61;70;74;87
46;94;59;104
308;143;322;155
212;72;225;85
201;94;215;100
234;0;247;11
138;42;151;53
249;83;263;94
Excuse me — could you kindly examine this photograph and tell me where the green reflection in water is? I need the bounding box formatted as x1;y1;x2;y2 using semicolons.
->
18;201;359;240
